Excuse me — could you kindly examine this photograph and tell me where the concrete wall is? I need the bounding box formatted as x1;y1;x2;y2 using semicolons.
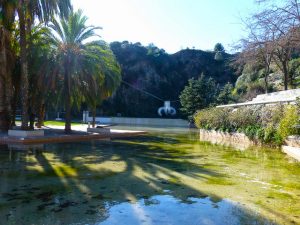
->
282;135;300;161
199;129;300;161
285;135;300;148
87;116;189;127
199;129;255;150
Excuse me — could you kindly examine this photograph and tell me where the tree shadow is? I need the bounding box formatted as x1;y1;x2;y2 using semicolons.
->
0;133;284;225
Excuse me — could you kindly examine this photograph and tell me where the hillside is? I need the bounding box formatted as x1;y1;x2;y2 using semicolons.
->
101;41;237;118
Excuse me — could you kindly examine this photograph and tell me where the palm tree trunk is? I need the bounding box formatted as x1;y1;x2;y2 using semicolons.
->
11;76;20;127
0;73;9;130
29;104;35;130
37;103;45;128
0;27;12;131
92;107;96;128
64;60;72;133
0;31;8;131
65;91;71;133
11;105;16;127
18;6;30;130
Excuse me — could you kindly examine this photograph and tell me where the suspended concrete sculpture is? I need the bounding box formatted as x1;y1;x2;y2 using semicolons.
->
158;101;176;116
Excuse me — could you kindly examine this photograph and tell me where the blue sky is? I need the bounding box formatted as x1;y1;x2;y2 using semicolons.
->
72;0;264;53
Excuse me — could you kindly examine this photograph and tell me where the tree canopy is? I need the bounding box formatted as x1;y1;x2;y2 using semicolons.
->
214;43;225;52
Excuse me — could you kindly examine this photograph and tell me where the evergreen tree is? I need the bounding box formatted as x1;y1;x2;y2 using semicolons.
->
214;43;225;52
179;74;218;118
214;43;225;61
217;83;234;104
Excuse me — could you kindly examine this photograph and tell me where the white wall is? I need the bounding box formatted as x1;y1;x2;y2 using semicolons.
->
86;116;188;127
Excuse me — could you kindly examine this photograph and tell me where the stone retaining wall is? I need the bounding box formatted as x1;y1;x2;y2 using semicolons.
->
199;129;255;150
283;135;300;161
199;129;300;161
285;135;300;148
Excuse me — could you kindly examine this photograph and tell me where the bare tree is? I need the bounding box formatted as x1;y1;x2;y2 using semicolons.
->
237;14;276;93
239;0;300;90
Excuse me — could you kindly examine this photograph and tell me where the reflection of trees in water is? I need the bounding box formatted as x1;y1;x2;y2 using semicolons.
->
0;134;280;225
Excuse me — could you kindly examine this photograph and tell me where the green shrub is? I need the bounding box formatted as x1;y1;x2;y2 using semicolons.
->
263;125;282;145
194;107;231;131
278;106;299;140
228;107;260;130
260;104;285;128
243;125;260;140
194;104;299;146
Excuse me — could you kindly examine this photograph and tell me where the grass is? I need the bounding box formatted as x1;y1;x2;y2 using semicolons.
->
44;120;82;126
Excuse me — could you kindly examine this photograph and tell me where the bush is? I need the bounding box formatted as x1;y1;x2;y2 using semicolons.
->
263;125;282;145
243;125;263;140
194;104;300;146
194;107;231;131
260;104;285;128
228;107;260;130
278;106;299;140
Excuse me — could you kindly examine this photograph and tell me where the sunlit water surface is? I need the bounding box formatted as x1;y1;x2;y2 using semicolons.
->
0;127;299;225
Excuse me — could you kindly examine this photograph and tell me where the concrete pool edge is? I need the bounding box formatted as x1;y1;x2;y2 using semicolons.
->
0;128;147;145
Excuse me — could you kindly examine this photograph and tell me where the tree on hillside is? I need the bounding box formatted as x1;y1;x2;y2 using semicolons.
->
289;58;300;87
214;43;225;61
240;0;300;91
214;43;225;52
147;43;165;57
179;74;218;119
237;17;275;93
217;83;234;104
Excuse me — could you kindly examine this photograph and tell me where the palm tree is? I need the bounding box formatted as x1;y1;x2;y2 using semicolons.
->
27;25;54;129
48;9;120;133
84;43;121;127
16;0;71;130
0;0;71;131
0;1;17;131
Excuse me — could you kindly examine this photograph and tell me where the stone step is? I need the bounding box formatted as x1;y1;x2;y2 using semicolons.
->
282;145;300;161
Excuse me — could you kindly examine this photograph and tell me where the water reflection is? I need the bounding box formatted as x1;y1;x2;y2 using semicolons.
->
99;195;275;225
